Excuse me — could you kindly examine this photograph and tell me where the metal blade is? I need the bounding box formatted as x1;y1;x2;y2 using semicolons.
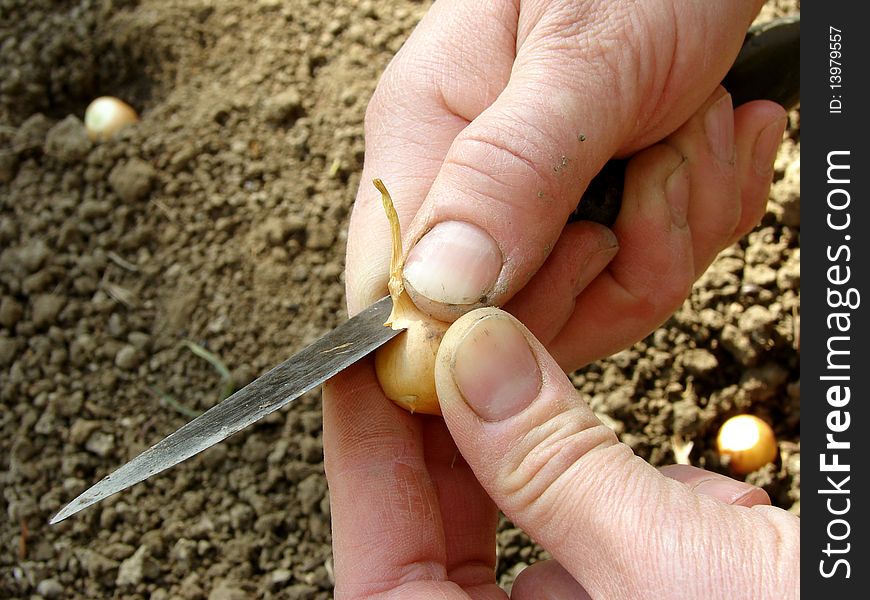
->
51;296;399;524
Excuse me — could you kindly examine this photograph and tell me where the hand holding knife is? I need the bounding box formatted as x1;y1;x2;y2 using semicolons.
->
51;15;800;525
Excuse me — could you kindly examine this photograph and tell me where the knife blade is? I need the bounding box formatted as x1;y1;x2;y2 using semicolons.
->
50;296;400;524
51;15;800;525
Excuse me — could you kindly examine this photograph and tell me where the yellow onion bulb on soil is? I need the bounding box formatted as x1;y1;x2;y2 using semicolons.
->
716;414;778;475
373;179;449;415
84;96;139;141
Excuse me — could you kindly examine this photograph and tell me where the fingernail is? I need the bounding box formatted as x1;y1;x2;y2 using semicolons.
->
453;314;542;421
752;116;787;176
704;94;734;163
692;477;765;506
404;221;502;305
665;159;689;228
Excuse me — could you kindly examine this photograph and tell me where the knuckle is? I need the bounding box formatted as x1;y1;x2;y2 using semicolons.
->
443;119;569;214
498;407;620;518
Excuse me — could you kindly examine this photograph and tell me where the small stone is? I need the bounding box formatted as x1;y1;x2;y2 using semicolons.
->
261;216;289;244
36;578;65;598
22;269;55;294
720;324;758;367
284;584;319;599
70;419;101;445
13;113;52;151
208;580;248;600
77;199;112;219
45;115;92;163
229;503;254;530
0;149;18;183
681;348;718;376
300;435;322;463
116;545;160;587
305;223;335;249
104;542;136;561
270;568;293;587
77;548;118;578
744;264;778;287
296;473;324;515
109;158;156;203
738;305;777;332
285;215;307;234
115;344;142;370
18;239;51;272
85;431;115;457
0;336;18;366
128;331;151;350
31;294;65;328
265;88;303;124
777;250;800;291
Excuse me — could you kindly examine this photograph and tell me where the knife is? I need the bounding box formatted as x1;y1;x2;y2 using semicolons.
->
50;15;800;525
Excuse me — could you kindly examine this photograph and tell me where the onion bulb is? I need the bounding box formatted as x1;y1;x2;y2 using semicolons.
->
373;179;449;415
84;96;139;141
716;414;778;475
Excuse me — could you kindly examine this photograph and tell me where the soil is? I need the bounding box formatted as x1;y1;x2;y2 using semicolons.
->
1;0;799;598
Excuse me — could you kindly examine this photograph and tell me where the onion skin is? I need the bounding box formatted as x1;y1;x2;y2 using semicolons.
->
84;96;139;141
716;414;778;475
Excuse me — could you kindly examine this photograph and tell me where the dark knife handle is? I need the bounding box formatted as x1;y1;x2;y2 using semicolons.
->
570;14;800;227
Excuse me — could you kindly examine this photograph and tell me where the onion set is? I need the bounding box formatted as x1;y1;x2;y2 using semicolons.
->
716;414;778;475
373;179;449;415
84;96;139;141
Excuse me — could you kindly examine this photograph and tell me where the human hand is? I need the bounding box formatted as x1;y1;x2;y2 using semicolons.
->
322;308;798;599
345;0;782;373
325;92;793;597
435;307;798;599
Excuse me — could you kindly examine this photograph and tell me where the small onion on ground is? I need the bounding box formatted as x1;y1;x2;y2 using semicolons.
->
716;414;778;475
84;96;139;141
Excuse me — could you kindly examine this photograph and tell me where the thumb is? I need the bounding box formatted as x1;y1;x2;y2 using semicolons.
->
399;3;762;322
435;308;799;599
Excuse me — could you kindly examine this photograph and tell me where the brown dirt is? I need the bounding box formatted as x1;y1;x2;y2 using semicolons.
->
1;0;799;597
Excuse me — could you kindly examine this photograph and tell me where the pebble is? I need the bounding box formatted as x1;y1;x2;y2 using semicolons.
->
681;348;718;376
265;88;303;124
18;239;51;272
305;223;335;249
69;419;101;445
115;344;142;370
104;542;136;561
296;473;324;515
31;294;65;328
22;269;55;294
300;435;322;463
44;115;92;163
128;331;151;350
116;545;160;586
738;305;777;332
0;336;18;366
77;199;112;219
77;548;119;578
270;568;293;587
36;578;65;598
720;324;758;367
85;431;115;457
109;158;157;203
0;149;17;183
744;264;778;287
208;580;248;600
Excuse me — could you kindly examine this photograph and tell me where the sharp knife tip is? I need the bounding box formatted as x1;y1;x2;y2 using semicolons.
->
49;503;77;525
49;480;114;525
